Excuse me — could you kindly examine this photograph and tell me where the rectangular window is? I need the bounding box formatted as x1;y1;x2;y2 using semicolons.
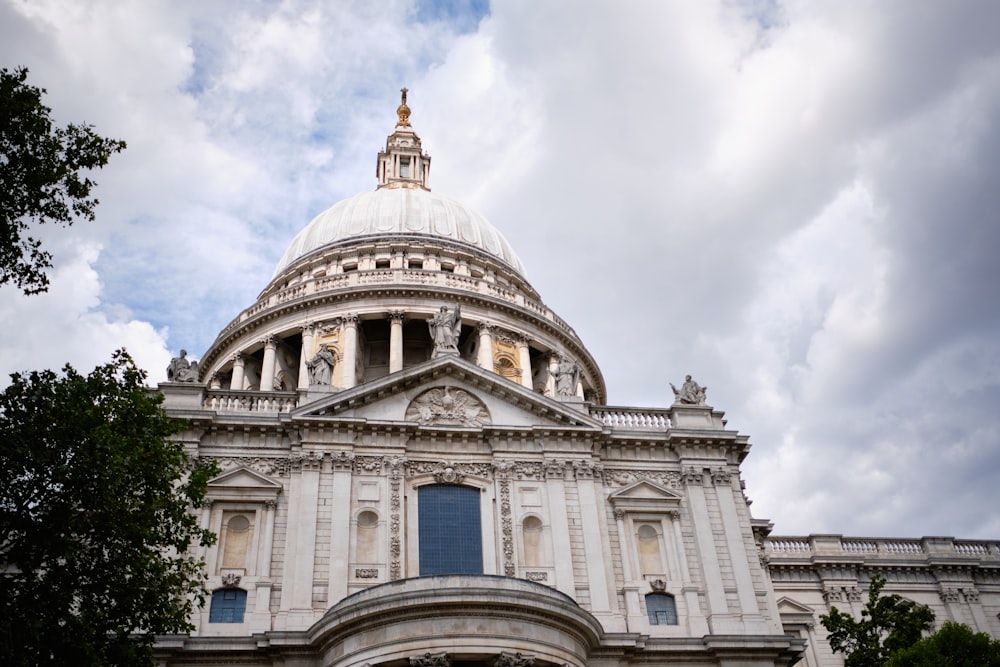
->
209;589;247;623
400;157;410;178
418;485;483;575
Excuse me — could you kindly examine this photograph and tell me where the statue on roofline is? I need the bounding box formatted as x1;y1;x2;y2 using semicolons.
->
166;349;199;383
671;374;707;405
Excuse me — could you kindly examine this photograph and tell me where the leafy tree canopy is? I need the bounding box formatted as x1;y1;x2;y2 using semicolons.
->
820;574;935;667
0;66;126;294
0;351;217;666
887;621;1000;667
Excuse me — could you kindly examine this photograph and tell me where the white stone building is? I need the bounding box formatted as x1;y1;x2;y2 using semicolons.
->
157;94;1000;667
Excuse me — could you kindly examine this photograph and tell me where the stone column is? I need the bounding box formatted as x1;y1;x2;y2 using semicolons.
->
283;454;321;626
389;311;404;373
199;500;215;575
341;315;358;389
327;453;355;605
516;335;533;389
476;322;494;371
230;352;245;391
544;460;575;597
258;500;277;577
298;324;314;390
682;468;731;625
712;468;764;620
574;461;612;616
669;508;709;636
260;336;277;392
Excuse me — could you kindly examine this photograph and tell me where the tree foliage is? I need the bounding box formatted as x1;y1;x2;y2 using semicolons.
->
0;66;126;294
0;351;218;666
886;621;1000;667
820;574;935;667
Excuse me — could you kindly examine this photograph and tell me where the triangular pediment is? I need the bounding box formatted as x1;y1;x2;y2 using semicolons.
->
292;356;602;430
777;597;815;614
609;479;683;512
207;466;282;503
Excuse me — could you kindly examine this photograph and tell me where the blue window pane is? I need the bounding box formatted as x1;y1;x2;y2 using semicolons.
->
418;485;482;575
209;589;247;623
646;593;678;625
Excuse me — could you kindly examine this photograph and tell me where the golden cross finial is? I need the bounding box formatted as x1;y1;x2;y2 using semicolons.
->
396;87;411;126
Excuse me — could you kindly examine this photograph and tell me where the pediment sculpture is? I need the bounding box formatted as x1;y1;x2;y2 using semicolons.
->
405;386;491;427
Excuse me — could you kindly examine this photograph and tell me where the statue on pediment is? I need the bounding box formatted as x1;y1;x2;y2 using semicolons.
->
429;304;462;357
671;374;707;405
166;349;199;382
306;343;336;386
552;355;580;397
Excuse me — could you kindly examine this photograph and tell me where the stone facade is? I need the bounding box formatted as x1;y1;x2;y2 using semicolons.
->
157;95;999;666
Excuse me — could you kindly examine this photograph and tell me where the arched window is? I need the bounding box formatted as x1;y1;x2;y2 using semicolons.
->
418;485;482;575
646;593;678;625
209;589;247;623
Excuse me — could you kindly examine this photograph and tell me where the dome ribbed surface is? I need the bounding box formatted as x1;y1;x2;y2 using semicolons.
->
273;188;526;277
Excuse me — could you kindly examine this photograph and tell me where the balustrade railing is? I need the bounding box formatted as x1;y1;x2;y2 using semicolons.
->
591;406;671;430
228;268;575;337
766;536;1000;559
204;389;299;413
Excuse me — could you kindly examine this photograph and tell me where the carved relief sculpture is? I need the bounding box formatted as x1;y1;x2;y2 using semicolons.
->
405;386;491;426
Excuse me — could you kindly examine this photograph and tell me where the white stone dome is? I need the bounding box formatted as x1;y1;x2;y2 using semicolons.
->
273;187;526;278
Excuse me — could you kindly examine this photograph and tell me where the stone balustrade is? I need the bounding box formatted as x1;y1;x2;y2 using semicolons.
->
591;406;671;430
204;389;299;413
766;534;1000;559
216;268;575;339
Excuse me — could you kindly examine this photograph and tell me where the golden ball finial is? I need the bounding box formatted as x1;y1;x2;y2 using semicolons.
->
396;87;411;126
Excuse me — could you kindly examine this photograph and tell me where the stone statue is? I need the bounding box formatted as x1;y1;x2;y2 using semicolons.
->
166;349;199;382
306;343;336;386
671;374;707;405
552;355;580;397
428;305;462;357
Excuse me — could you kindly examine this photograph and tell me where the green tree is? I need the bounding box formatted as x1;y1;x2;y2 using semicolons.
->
820;574;935;667
886;621;1000;667
0;66;126;294
0;351;218;666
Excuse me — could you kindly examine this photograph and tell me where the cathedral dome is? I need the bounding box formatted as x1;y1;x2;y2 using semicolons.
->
272;187;526;278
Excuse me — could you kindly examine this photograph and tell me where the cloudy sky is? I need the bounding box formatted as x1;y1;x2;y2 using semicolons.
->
2;0;998;541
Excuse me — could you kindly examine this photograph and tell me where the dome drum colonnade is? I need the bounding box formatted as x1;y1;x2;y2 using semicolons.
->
197;94;606;405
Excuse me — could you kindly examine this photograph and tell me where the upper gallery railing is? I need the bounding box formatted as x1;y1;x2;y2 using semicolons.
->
766;535;1000;559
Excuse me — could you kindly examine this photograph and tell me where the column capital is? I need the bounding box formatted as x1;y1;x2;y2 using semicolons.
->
388;310;405;323
232;351;244;366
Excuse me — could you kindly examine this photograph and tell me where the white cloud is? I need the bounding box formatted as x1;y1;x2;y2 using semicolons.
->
2;0;999;538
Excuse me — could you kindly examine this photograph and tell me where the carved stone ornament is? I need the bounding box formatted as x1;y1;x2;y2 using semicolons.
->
649;578;667;593
494;652;535;667
405;386;491;427
525;571;548;582
355;568;379;579
410;652;451;667
680;467;705;485
221;573;242;588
